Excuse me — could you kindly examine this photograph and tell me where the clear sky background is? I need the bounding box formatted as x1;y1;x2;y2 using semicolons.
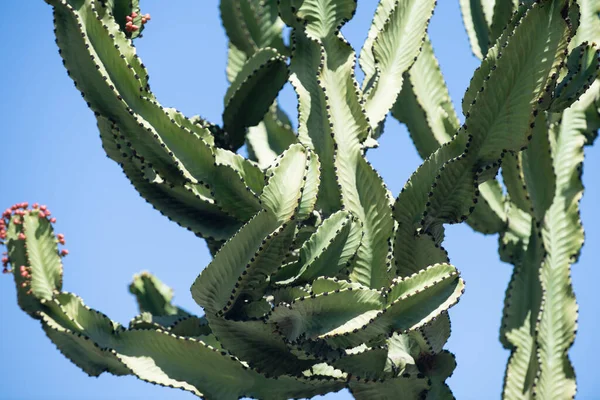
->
0;1;598;399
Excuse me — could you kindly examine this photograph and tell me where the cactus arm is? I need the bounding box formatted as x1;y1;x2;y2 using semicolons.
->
501;153;533;214
278;210;362;285
286;27;343;213
521;113;556;221
3;208;349;399
4;209;63;313
282;1;395;289
391;37;507;235
128;272;189;317
533;106;588;399
221;47;290;151
548;42;600;112
394;0;570;250
500;221;543;399
490;0;519;44
459;0;492;59
361;0;438;130
96;117;248;241
392;38;461;158
49;0;271;237
220;0;287;58
421;351;458;400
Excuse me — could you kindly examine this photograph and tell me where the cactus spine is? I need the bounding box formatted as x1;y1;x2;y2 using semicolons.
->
1;0;598;399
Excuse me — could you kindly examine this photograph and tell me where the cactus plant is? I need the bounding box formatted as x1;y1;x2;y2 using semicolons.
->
454;1;600;398
1;0;598;399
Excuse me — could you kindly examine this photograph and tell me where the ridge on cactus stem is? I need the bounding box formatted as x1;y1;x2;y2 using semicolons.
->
2;0;599;399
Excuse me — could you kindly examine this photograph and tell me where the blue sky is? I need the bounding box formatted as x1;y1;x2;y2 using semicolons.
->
0;1;598;399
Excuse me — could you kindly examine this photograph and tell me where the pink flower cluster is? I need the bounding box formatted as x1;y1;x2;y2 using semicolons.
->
125;12;151;33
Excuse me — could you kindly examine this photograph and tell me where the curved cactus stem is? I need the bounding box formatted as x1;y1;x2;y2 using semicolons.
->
129;272;190;317
393;0;571;278
280;210;362;285
392;36;507;236
361;0;437;130
548;42;600;112
222;47;290;151
220;0;287;58
459;0;492;59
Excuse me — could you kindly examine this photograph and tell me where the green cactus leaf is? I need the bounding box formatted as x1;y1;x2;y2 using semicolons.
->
268;287;384;343
286;3;397;289
260;144;318;222
332;345;390;381
102;0;146;39
548;42;600;112
192;210;279;314
571;0;600;47
393;233;449;277
534;107;586;399
270;286;311;304
221;221;296;315
489;0;519;44
282;210;362;285
205;317;317;376
310;278;371;295
501;152;532;214
522;113;556;220
213;147;265;195
246;105;298;168
327;266;464;349
289;28;342;213
222;47;290;151
392;37;507;235
461;3;527;116
115;329;345;399
41;313;130;377
359;0;395;91
97;115;262;236
51;0;269;227
498;204;531;264
459;0;493;59
392;38;460;158
363;0;437;129
421;351;457;400
386;264;460;305
4;211;62;314
349;373;430;400
270;263;463;349
500;222;541;399
15;212;63;302
220;0;287;57
129;272;189;317
414;312;451;354
397;0;570;239
345;158;395;289
290;5;395;292
226;43;248;83
51;0;203;184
